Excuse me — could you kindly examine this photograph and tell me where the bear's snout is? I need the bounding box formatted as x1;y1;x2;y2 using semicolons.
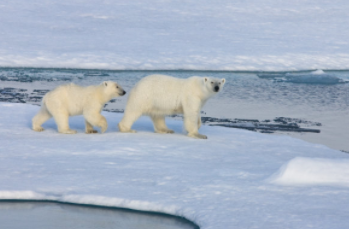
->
118;90;126;96
214;86;219;92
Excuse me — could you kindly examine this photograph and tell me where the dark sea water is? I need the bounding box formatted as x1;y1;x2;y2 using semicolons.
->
0;68;348;151
0;201;198;229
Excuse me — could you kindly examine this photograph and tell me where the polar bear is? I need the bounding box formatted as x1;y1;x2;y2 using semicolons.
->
118;74;225;139
32;81;126;134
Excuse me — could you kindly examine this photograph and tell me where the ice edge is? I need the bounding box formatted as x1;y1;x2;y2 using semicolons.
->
0;190;201;228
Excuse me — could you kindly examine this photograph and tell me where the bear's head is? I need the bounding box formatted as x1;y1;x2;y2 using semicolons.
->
204;77;226;94
102;81;126;98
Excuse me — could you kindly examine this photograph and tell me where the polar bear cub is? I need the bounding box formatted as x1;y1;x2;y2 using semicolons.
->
32;81;126;134
118;74;225;139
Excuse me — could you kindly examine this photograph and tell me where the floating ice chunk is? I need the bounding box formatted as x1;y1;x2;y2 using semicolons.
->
268;157;349;186
284;70;345;84
258;70;345;84
311;69;325;74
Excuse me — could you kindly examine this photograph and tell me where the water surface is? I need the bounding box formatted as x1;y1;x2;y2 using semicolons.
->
0;201;198;229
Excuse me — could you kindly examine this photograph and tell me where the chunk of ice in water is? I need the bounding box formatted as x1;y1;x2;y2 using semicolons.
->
311;69;325;74
258;70;346;84
285;70;344;84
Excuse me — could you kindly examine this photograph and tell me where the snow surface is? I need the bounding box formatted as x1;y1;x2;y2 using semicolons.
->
1;103;349;229
1;0;349;71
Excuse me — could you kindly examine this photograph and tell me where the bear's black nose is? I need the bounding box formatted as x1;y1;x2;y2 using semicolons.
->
214;86;219;92
123;91;126;95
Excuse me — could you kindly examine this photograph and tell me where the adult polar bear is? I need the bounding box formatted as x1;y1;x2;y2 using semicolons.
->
118;75;225;139
32;81;126;134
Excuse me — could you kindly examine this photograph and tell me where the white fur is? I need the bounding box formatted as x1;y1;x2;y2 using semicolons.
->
118;74;225;139
32;81;126;134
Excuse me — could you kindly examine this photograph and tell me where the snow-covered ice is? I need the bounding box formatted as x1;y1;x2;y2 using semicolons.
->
269;157;349;186
1;0;349;226
1;103;349;229
1;0;349;70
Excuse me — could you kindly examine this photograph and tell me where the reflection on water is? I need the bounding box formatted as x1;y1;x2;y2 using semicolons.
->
0;201;198;229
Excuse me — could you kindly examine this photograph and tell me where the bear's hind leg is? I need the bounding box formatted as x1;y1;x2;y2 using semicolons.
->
53;112;77;134
150;116;174;134
32;105;52;132
118;110;142;133
85;120;98;134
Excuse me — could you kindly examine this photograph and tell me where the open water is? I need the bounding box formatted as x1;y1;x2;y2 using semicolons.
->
0;201;198;229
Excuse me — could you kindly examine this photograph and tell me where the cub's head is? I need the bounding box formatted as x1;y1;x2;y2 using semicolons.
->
203;77;226;94
102;81;126;97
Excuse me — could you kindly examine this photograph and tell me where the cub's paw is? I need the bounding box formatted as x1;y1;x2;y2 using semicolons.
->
86;129;98;134
100;126;108;133
60;129;77;134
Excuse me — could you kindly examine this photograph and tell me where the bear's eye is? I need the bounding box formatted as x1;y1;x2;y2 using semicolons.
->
211;82;213;84
219;82;221;85
116;86;119;88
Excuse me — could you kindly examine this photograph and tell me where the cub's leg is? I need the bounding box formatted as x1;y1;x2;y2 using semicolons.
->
53;112;77;134
150;116;174;134
44;100;77;134
84;111;108;133
32;104;52;132
85;119;98;134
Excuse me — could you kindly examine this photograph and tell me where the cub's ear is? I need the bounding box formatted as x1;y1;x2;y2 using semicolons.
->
102;81;108;87
204;77;208;83
221;78;226;84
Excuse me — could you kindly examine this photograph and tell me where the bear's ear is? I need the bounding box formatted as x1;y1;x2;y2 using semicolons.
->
221;78;226;85
204;77;208;83
103;81;108;87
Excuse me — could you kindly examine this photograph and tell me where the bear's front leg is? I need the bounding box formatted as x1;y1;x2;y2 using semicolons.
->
188;131;207;139
198;115;202;129
183;99;207;139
